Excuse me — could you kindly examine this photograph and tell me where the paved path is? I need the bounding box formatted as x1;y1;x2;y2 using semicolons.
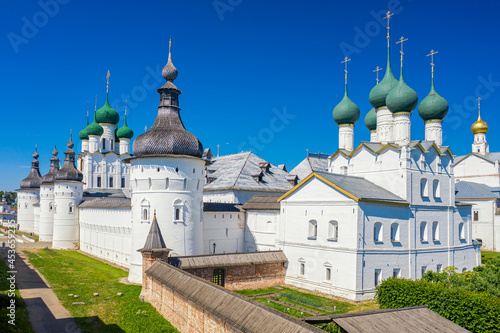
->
1;244;81;333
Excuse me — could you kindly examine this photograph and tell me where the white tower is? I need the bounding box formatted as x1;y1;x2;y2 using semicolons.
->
95;71;120;154
128;39;205;284
471;98;489;155
39;146;59;242
17;146;42;233
117;102;134;155
52;134;84;250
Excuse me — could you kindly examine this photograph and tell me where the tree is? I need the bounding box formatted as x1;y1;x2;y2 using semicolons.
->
0;191;17;206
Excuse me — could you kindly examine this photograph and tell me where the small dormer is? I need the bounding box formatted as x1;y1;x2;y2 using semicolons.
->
259;162;270;173
252;171;264;183
286;174;298;186
278;164;287;172
203;148;213;162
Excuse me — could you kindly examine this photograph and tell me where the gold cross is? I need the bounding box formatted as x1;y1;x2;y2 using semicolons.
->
426;49;438;78
125;99;128;116
384;11;394;42
396;36;408;64
341;56;351;84
373;66;383;84
106;70;111;93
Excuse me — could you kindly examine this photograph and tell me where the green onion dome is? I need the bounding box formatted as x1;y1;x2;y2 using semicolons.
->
114;125;120;143
364;108;377;131
333;85;360;125
369;47;398;109
86;111;104;136
95;96;119;125
418;77;449;121
386;66;418;114
116;114;134;139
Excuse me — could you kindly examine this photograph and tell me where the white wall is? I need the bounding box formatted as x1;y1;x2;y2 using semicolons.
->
455;155;500;187
39;184;55;242
203;210;244;254
244;210;279;251
17;190;39;233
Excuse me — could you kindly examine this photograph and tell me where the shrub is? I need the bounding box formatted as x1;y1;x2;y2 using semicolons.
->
280;292;322;308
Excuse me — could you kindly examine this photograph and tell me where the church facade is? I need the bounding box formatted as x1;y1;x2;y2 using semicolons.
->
18;28;483;300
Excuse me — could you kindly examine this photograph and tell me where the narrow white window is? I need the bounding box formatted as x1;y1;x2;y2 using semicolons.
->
420;178;428;197
393;268;401;278
299;261;305;276
420;221;428;242
328;221;338;241
432;221;439;241
459;222;465;240
375;269;382;287
374;222;383;242
173;199;184;223
325;267;331;282
308;220;317;239
140;198;150;223
433;179;440;198
421;266;427;277
390;223;400;242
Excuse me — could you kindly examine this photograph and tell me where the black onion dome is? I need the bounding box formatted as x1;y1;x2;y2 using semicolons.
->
20;146;42;189
133;39;203;158
55;134;83;182
42;146;60;184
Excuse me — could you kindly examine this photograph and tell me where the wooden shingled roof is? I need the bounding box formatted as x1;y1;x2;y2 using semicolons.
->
329;306;470;333
145;261;322;333
241;195;281;210
168;250;287;269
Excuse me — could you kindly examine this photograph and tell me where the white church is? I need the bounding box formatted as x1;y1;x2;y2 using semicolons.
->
17;25;486;300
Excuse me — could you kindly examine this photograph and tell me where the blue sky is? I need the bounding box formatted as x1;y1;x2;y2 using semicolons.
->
1;0;500;191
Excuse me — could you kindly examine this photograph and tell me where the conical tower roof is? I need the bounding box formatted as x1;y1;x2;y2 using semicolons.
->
42;146;60;184
20;146;42;189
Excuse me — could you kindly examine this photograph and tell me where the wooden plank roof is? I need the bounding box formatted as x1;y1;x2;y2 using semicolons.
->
168;250;287;269
242;195;281;210
145;261;322;333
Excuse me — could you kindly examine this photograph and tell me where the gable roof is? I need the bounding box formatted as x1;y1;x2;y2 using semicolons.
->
78;198;131;208
204;152;292;193
455;152;500;165
455;181;500;200
289;152;329;181
168;250;287;269
242;195;281;210
326;306;469;333
278;171;407;205
145;261;322;333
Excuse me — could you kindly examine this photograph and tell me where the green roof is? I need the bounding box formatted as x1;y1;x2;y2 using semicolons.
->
386;65;418;114
333;85;360;125
116;114;134;139
364;108;377;131
418;77;449;121
86;112;104;136
369;46;398;109
95;95;119;125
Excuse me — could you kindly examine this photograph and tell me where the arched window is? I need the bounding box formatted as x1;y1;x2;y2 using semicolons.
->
173;199;184;223
102;138;106;150
308;220;317;239
49;203;53;212
266;221;273;232
433;179;440;198
140;199;150;223
459;222;465;240
420;221;428;242
391;223;400;242
432;221;439;241
68;202;74;214
165;178;169;190
298;258;305;277
374;222;383;242
328;221;338;241
420;178;428;197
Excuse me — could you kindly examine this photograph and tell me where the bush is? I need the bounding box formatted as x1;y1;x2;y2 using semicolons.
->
375;277;500;333
280;292;322;308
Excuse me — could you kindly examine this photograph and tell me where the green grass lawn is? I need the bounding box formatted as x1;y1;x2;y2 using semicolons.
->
25;249;178;333
481;251;500;264
235;286;378;318
0;257;34;333
14;231;39;242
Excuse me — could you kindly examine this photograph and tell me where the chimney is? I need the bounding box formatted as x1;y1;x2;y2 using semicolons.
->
259;162;270;173
286;175;298;186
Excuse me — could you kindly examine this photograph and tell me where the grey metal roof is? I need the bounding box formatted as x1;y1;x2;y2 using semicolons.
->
83;189;128;198
55;135;83;182
42;146;60;184
455;181;500;200
289;152;329;181
203;202;242;212
242;195;281;210
329;306;470;333
455;152;500;165
132;45;203;159
168;250;287;269
204;152;292;193
20;148;42;189
78;198;131;208
313;171;407;204
145;260;321;333
139;215;167;251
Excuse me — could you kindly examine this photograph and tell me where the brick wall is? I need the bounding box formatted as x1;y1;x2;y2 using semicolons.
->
185;262;285;290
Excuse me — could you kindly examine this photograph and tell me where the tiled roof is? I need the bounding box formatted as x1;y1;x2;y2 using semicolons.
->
289;153;329;181
168;250;287;269
204;152;292;192
203;202;242;212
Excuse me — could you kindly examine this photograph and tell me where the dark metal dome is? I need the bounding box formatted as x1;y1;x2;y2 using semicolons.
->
55;134;83;182
20;146;42;189
42;146;60;184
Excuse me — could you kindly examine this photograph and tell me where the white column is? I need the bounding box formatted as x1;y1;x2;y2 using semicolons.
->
393;112;411;146
119;139;130;155
338;125;354;151
472;133;489;155
370;131;377;142
88;136;100;153
376;107;394;144
425;120;443;147
52;181;83;250
39;184;55;242
100;124;115;153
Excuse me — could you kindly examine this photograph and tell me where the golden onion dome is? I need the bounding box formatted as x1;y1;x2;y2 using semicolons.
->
471;114;489;134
